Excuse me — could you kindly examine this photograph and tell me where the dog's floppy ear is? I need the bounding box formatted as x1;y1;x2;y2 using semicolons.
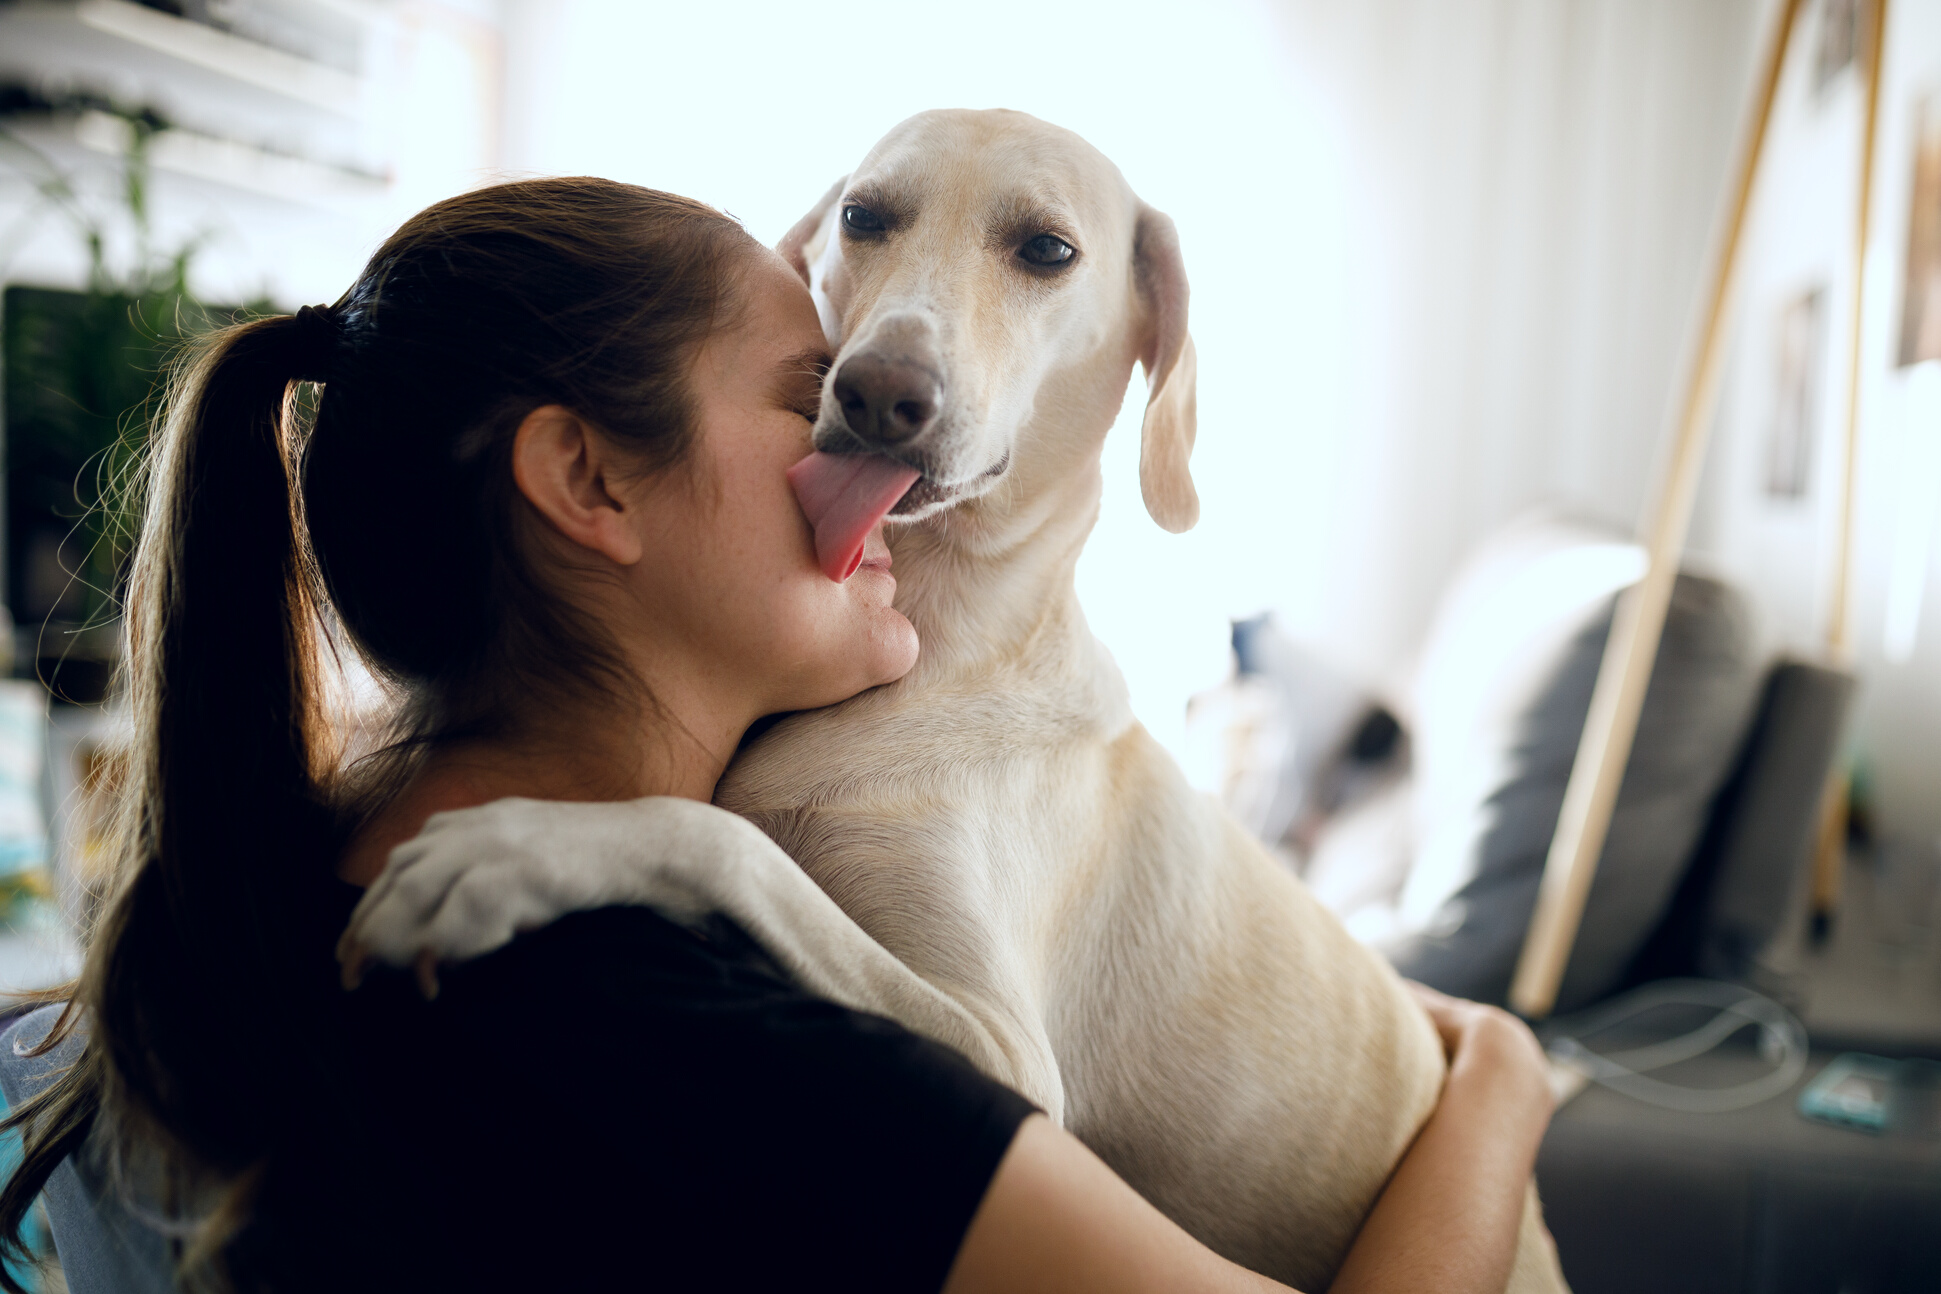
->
777;175;849;285
1134;203;1198;533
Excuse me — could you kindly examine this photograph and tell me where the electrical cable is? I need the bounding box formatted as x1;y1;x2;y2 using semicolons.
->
1543;978;1808;1113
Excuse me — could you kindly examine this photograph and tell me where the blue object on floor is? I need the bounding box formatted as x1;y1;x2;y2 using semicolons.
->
1798;1052;1899;1133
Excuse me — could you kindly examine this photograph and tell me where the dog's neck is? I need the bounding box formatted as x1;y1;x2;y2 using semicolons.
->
887;354;1134;688
889;475;1097;683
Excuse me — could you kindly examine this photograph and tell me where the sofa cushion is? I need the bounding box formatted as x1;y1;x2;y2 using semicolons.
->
1626;660;1855;989
1372;513;1760;1011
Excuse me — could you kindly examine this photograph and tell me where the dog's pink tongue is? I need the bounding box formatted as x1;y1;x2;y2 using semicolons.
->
788;451;922;582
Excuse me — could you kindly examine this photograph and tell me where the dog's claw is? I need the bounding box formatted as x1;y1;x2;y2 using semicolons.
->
339;942;370;992
415;949;441;1000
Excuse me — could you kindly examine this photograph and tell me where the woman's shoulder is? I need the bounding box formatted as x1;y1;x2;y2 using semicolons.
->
345;902;1006;1107
304;904;1036;1291
350;903;820;1047
451;904;796;999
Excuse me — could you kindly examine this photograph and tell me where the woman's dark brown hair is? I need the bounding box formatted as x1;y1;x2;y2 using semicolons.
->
0;177;759;1288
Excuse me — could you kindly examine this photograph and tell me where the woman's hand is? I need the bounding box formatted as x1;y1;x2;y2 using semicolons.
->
1324;982;1558;1293
940;983;1561;1294
1407;981;1556;1117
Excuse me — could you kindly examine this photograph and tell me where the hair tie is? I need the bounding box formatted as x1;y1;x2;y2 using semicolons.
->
292;303;342;381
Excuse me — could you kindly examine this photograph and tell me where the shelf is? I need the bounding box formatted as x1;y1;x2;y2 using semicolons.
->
0;0;396;211
73;107;386;201
72;0;364;118
0;0;376;140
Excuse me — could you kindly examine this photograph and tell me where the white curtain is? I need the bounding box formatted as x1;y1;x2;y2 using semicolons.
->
493;0;1777;761
1263;0;1766;685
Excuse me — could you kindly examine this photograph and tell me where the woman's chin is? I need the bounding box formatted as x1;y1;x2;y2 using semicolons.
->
867;608;921;686
790;608;918;712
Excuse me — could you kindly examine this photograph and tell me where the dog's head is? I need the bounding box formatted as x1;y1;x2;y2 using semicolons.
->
781;109;1198;534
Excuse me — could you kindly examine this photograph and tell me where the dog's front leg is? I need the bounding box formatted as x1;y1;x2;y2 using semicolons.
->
338;795;1037;1106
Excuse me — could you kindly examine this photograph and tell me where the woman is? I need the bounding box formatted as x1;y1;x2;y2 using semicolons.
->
0;178;1555;1292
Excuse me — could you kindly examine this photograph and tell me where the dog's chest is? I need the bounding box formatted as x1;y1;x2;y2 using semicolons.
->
717;679;1117;975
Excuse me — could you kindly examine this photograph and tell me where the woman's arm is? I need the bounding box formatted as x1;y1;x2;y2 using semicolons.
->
941;1114;1286;1294
941;984;1555;1294
1326;985;1555;1293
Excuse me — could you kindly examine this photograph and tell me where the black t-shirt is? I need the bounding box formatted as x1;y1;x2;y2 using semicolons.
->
237;899;1036;1292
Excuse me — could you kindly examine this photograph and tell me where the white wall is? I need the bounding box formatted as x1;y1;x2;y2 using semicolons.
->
1271;0;1767;681
1698;0;1941;842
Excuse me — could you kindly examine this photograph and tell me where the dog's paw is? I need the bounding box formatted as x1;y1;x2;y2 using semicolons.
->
338;796;713;992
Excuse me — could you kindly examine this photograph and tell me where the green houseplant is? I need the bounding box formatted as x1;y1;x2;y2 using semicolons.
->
2;96;259;700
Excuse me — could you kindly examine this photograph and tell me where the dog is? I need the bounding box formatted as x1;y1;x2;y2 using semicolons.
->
346;110;1566;1291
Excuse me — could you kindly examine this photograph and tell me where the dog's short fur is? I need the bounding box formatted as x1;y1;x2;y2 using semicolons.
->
350;110;1567;1290
712;110;1565;1290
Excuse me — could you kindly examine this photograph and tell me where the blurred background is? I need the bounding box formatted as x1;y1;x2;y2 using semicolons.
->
12;0;1930;823
1;1;1939;1289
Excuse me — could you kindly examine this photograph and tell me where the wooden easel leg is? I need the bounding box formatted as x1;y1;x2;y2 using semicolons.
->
1810;770;1850;940
1507;0;1803;1020
1810;0;1888;944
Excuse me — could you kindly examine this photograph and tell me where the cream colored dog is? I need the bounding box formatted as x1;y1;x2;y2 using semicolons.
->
346;110;1566;1292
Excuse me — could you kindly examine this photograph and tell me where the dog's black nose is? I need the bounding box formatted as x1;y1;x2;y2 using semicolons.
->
833;353;941;444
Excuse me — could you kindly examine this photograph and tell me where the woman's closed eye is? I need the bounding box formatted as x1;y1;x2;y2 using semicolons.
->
770;346;832;426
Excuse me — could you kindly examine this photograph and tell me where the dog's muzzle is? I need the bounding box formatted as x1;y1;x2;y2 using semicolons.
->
817;314;1010;519
833;351;942;447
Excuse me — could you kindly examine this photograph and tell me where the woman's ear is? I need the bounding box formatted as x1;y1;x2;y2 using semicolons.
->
1134;202;1199;534
511;405;644;565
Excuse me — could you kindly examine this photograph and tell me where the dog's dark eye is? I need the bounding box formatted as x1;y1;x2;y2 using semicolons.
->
842;205;885;235
1019;234;1076;267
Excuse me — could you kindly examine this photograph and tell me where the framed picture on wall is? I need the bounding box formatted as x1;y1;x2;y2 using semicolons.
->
1767;286;1827;499
1899;94;1941;367
1814;0;1865;94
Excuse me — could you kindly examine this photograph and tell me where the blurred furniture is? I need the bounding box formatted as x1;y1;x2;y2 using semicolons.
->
1187;616;1392;857
1534;669;1936;1294
0;681;78;998
1392;515;1760;1011
1299;512;1766;1012
1259;511;1859;1017
1214;515;1918;1288
0;1005;172;1294
0;1023;50;1290
1796;853;1941;1056
1539;1046;1941;1294
1625;661;1859;991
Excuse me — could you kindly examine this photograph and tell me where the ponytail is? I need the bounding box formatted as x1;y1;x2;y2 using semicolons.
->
0;312;344;1285
0;178;755;1289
